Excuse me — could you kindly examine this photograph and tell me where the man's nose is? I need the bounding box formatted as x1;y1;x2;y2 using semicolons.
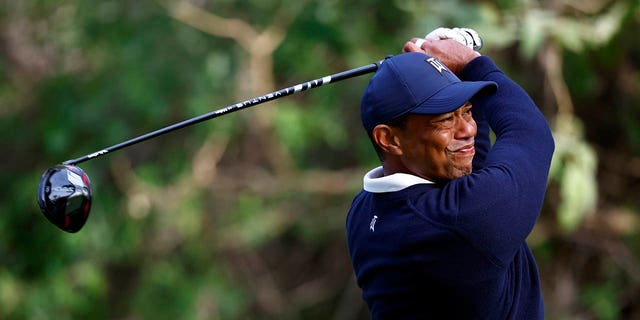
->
454;116;477;139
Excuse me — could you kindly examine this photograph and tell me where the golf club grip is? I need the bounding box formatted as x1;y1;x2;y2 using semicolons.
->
63;60;383;165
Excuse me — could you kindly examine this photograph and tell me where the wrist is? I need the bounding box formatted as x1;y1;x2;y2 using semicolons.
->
459;56;497;81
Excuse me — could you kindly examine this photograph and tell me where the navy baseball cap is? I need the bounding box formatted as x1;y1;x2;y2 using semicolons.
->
361;52;497;133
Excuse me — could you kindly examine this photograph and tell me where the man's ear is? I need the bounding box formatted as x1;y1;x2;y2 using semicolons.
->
372;125;403;156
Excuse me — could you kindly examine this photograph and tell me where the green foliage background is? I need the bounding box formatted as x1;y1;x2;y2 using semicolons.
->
1;0;639;319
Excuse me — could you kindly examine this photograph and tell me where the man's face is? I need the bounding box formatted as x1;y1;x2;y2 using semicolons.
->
394;102;477;182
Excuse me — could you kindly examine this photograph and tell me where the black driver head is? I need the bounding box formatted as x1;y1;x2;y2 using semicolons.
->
37;165;92;233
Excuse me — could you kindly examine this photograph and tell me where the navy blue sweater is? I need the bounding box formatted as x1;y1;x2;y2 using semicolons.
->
346;56;555;319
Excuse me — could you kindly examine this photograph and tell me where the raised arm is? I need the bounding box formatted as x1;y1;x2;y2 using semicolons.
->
407;38;555;264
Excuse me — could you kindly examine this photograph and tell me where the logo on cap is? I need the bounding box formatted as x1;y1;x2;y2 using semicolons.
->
426;57;449;74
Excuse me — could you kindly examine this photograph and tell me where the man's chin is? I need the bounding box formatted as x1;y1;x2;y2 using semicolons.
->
451;163;473;179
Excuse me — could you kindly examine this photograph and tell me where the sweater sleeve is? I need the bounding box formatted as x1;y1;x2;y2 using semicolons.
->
470;92;491;171
450;56;555;266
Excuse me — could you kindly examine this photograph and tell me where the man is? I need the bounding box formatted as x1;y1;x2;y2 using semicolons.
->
345;30;555;319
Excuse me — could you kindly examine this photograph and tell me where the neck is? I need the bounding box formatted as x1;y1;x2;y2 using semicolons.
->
381;159;411;177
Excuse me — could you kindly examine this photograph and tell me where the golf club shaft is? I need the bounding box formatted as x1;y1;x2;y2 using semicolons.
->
63;60;382;166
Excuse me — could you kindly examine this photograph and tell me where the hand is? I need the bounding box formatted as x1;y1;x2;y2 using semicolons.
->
403;38;480;75
425;27;483;51
403;27;483;75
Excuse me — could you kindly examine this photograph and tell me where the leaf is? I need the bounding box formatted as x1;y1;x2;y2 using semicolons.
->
521;9;549;59
551;115;599;232
558;146;598;232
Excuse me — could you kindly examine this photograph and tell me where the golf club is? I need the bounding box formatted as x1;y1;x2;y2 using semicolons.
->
38;59;383;233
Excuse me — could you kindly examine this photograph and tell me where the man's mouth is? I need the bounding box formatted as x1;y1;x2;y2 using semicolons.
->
449;144;475;155
458;145;475;154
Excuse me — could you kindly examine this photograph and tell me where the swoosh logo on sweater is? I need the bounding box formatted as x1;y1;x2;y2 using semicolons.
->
370;215;378;232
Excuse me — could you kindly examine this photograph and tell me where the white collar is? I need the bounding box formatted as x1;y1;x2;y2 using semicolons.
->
363;166;434;193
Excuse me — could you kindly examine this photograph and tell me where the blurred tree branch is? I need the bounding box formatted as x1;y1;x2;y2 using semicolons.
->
541;41;574;116
163;0;309;174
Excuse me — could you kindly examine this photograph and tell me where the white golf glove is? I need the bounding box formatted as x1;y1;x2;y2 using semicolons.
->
418;27;483;51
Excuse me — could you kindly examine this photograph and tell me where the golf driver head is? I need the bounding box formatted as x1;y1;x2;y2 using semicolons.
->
37;164;92;233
